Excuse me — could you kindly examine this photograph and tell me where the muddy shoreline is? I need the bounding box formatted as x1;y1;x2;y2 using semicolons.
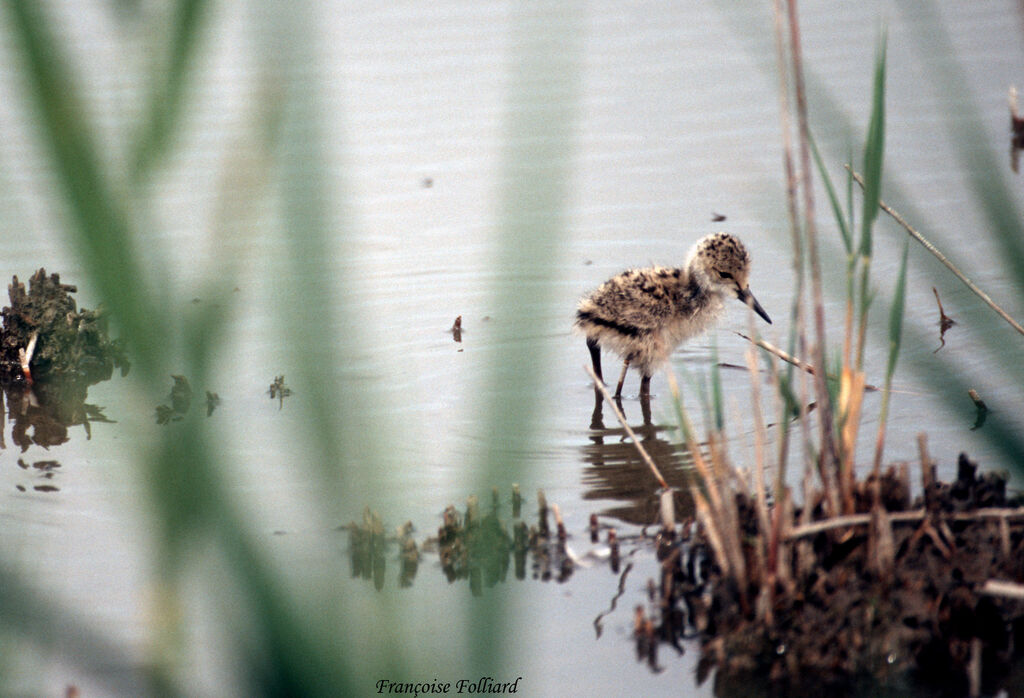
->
644;453;1024;696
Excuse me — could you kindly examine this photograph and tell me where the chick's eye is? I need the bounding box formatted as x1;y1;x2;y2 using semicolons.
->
718;271;733;280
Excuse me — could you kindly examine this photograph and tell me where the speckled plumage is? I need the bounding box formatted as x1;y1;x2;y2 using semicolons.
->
575;232;771;397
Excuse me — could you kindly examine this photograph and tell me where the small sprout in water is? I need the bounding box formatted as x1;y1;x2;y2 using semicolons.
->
169;375;192;414
269;375;292;409
968;388;989;431
932;287;956;353
206;391;221;417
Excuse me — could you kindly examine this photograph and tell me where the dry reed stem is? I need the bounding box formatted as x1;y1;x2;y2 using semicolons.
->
785;506;1024;540
737;332;882;395
696;434;746;585
785;0;841;492
771;0;820;511
981;579;1024;600
999;515;1011;561
745;345;772;567
666;371;746;585
659;489;675;531
867;492;896;580
968;638;982;698
838;367;867;513
584;364;668;490
774;489;795;591
848;166;1024;337
735;332;815;376
917;432;935;499
692;487;733;581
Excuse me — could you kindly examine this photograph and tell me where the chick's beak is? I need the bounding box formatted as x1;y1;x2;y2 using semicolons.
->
736;287;772;324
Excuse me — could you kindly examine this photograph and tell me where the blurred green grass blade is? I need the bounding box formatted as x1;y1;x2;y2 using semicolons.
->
711;340;724;431
3;0;165;375
846;143;855;241
254;0;355;499
874;239;907;469
0;563;147;695
859;30;887;258
809;130;852;254
132;0;210;180
478;0;582;677
855;32;886;367
886;241;909;380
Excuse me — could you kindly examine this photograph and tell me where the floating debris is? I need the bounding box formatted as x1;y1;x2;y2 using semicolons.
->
154;405;176;425
154;375;220;423
1011;86;1024;173
170;375;192;413
205;391;221;417
967;389;989;431
450;315;463;343
29;459;60;475
15;458;63;490
268;375;291;409
711;212;727;222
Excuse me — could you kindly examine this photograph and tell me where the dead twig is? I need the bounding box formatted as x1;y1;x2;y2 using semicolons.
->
981;579;1024;600
849;166;1024;337
784;506;1024;541
737;332;879;393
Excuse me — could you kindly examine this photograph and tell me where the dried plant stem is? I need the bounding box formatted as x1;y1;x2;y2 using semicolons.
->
584;364;668;490
981;579;1024;600
666;372;747;587
745;345;772;559
848;167;1024;337
785;506;1024;540
737;332;880;393
785;0;840;499
769;0;806;530
737;332;814;375
838;368;866;512
917;432;936;498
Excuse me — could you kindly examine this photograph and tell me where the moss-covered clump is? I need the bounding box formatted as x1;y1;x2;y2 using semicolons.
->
1;268;129;387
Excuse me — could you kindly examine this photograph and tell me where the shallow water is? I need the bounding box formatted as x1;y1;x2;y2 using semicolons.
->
1;2;1023;695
